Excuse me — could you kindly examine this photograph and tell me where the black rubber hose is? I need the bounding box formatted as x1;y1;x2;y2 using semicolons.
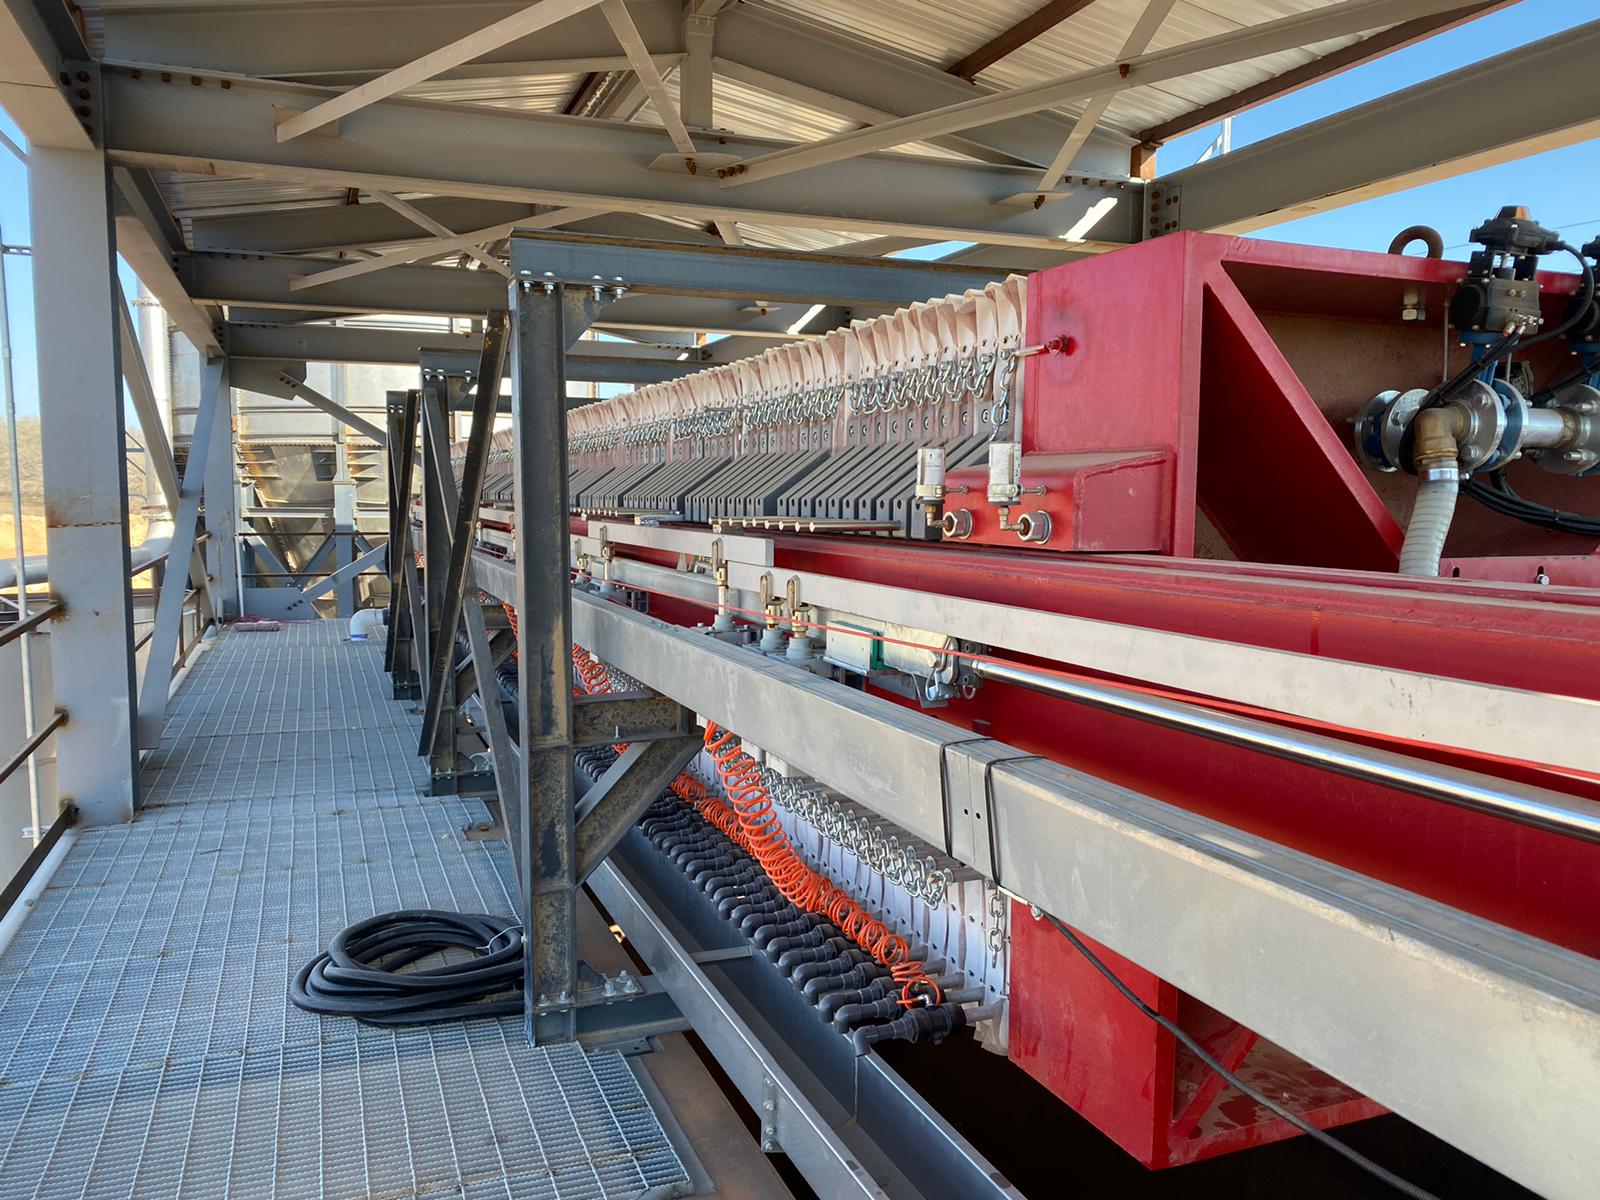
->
292;909;524;1027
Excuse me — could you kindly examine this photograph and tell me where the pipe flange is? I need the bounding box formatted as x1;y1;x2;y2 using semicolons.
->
1452;378;1510;472
1355;388;1427;472
1540;383;1600;476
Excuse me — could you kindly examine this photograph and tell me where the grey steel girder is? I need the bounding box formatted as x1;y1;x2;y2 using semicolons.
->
1161;19;1600;234
506;231;1016;305
99;68;1140;251
229;323;705;368
90;2;1128;174
183;252;883;333
456;570;1600;1200
190;202;722;256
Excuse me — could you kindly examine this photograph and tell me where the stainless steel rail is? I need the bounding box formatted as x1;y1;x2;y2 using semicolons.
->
972;658;1600;845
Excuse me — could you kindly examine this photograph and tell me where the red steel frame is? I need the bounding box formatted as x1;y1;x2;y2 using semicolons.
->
564;233;1600;1168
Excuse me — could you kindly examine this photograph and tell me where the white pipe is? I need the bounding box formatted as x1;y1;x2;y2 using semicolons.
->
1398;473;1460;577
0;828;77;957
0;216;39;847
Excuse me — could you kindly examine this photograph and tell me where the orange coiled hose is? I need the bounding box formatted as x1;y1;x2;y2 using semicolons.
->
701;722;941;1008
502;602;519;659
572;646;610;695
562;645;936;1004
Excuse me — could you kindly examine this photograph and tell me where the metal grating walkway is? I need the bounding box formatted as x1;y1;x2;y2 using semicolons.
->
0;623;692;1199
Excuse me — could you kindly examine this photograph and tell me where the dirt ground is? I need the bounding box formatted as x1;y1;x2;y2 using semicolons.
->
0;511;152;560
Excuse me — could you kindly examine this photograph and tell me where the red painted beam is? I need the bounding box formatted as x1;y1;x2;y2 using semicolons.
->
946;0;1099;81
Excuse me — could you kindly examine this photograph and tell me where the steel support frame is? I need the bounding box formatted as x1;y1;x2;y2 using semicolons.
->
417;377;457;788
383;389;421;697
573;735;701;881
535;587;1600;1200
1160;18;1600;234
416;313;510;763
100;67;1140;253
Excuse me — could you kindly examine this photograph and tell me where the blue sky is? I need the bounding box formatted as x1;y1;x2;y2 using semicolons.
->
0;0;1596;423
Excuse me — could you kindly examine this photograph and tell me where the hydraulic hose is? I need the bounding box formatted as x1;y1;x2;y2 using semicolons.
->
292;909;523;1026
1397;472;1459;577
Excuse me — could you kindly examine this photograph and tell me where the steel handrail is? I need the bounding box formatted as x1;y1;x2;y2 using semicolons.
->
0;709;67;790
0;601;62;651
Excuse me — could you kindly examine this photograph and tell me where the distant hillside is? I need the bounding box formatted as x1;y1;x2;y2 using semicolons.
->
0;417;154;558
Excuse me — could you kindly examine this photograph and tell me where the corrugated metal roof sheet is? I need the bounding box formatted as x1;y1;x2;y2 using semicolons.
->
402;71;584;113
759;0;1380;138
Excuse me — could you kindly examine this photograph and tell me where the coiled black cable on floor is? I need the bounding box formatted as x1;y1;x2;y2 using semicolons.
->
291;909;524;1026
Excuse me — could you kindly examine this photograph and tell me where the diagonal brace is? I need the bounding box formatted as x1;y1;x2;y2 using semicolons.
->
576;735;703;883
416;312;511;758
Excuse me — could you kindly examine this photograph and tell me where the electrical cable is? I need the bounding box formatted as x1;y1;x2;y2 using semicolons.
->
1518;243;1595;350
1462;470;1600;538
1039;911;1441;1200
291;910;524;1026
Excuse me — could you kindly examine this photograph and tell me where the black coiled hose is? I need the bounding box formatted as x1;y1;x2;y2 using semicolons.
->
291;909;524;1026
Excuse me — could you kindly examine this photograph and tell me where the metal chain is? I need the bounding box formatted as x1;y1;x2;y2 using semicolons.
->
764;769;954;904
568;344;1017;452
981;347;1019;440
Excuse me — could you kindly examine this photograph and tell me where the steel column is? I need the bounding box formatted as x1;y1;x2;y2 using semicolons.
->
29;146;139;824
509;279;609;1042
417;313;510;761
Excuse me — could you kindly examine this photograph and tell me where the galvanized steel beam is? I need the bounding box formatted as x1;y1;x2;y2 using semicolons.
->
1162;19;1600;234
99;68;1140;251
506;231;1016;305
718;0;1476;188
91;1;1127;172
135;358;221;749
185;252;873;336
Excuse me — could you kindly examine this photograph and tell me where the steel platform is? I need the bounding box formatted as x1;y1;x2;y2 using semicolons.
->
0;622;692;1199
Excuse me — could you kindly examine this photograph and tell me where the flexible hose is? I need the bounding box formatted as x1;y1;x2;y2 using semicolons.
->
1398;474;1459;577
291;910;523;1026
700;723;941;1007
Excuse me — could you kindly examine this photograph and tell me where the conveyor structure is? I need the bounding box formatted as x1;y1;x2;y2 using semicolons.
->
387;219;1600;1200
